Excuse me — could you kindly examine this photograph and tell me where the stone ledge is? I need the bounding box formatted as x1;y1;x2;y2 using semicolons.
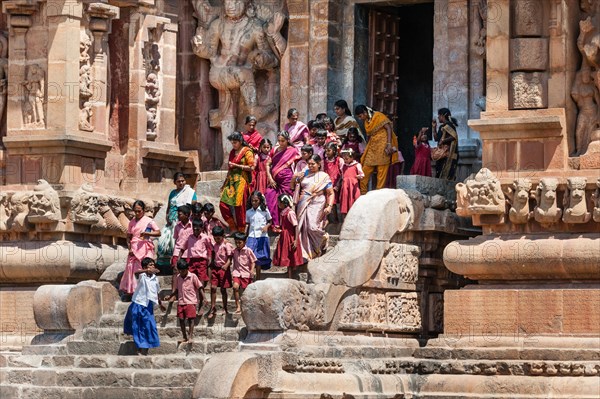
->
2;134;112;158
140;142;190;164
469;110;564;140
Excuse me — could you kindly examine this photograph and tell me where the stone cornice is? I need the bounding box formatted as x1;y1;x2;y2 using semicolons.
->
2;134;112;158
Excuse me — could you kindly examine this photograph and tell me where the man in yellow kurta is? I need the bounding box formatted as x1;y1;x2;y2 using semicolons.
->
355;106;400;194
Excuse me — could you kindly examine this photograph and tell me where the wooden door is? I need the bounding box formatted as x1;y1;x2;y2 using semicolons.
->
368;9;401;130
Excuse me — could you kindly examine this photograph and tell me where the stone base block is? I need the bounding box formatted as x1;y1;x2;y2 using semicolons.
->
0;287;41;350
445;287;600;337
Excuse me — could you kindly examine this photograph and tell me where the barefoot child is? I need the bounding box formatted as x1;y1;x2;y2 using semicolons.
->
124;257;165;355
171;205;193;292
166;259;203;344
272;195;304;278
410;127;432;177
208;226;234;318
202;202;225;240
184;218;213;314
245;191;272;280
231;232;257;314
253;138;272;195
339;149;365;219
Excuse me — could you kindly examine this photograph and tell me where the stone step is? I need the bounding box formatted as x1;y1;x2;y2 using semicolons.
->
1;353;207;370
98;307;246;329
0;385;194;399
414;346;600;362
63;339;239;356
83;325;245;343
1;366;198;389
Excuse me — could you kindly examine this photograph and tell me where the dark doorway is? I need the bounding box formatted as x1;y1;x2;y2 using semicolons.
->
363;2;434;174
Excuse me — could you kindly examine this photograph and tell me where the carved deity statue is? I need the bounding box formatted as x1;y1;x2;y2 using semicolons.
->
22;64;45;127
506;178;533;224
474;0;487;56
562;177;591;224
145;73;161;140
534;178;562;224
79;30;94;132
0;32;7;132
455;168;505;216
191;0;287;164
571;68;600;155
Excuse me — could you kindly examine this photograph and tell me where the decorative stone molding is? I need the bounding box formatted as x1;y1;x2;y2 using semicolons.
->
379;243;420;286
456;168;505;219
286;359;344;374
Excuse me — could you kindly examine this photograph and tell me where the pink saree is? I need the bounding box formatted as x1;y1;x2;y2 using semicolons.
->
296;171;332;260
120;215;158;295
284;121;309;151
265;146;300;226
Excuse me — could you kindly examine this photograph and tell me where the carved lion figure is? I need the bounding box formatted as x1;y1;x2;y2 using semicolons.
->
534;178;562;224
507;178;532;224
562;177;591;224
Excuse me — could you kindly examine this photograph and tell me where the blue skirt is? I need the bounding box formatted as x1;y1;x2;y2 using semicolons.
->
123;302;160;349
247;236;271;270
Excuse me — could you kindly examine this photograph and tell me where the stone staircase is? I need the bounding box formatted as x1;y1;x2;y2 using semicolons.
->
0;276;246;399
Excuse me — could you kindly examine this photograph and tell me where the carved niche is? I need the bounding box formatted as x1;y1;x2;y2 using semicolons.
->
533;178;562;224
22;64;46;128
143;27;162;141
79;29;94;132
562;177;591;224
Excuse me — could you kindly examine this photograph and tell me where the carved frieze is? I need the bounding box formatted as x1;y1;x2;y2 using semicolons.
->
339;290;421;332
71;184;100;225
28;179;60;223
456;168;505;217
379;243;420;286
279;282;325;331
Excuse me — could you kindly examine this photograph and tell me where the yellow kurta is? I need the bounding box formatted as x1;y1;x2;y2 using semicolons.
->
361;112;400;167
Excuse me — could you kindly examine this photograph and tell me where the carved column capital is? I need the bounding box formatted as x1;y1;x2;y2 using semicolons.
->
2;1;39;34
87;3;120;54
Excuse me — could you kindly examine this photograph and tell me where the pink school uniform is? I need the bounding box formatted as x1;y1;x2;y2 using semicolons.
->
211;240;235;288
231;246;257;289
185;233;213;283
172;220;193;267
339;161;365;214
120;216;159;295
175;272;202;319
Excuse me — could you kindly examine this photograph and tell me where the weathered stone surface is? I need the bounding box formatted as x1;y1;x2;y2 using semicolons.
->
511;72;548;109
511;38;548;71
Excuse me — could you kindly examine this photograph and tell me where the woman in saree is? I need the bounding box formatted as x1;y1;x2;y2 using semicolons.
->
120;200;161;297
219;132;255;232
432;107;459;181
333;99;361;140
242;115;263;152
158;173;197;261
283;108;309;151
292;154;335;260
265;131;301;228
354;105;403;194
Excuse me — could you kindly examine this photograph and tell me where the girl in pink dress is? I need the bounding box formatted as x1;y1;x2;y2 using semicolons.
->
253;138;272;194
341;127;366;160
410;128;432;177
273;194;304;278
284;108;309;151
323;142;344;223
339;149;365;217
120;200;161;297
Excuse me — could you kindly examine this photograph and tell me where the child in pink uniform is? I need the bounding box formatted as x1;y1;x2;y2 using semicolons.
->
165;259;203;344
172;205;193;291
231;232;257;314
323;142;344;224
208;226;234;318
253;139;272;194
202;202;225;239
184;218;213;313
273;195;304;278
339;149;365;218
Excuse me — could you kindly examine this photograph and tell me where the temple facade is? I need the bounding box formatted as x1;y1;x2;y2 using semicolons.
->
0;0;599;398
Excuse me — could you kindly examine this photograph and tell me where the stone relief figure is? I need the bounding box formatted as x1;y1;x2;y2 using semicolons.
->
144;72;161;140
191;0;287;164
79;101;94;132
506;178;533;224
22;64;45;128
571;69;600;155
0;193;10;231
474;0;487;56
562;177;591;224
592;178;600;222
28;179;61;223
534;178;562;224
71;184;100;225
0;32;7;132
455;168;505;216
8;192;31;232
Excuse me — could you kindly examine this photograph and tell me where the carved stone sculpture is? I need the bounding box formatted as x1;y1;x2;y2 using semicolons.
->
455;168;505;216
571;68;600;155
0;192;10;231
191;0;287;164
79;101;94;132
0;32;7;131
8;192;31;232
386;293;421;330
22;64;45;127
507;178;533;224
380;244;420;285
474;0;487;56
79;30;94;132
71;184;100;225
562;177;591;224
143;31;161;141
28;180;61;223
534;178;562;224
592;178;600;222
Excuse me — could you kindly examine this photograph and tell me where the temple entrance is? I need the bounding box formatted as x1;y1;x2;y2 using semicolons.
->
358;2;434;173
